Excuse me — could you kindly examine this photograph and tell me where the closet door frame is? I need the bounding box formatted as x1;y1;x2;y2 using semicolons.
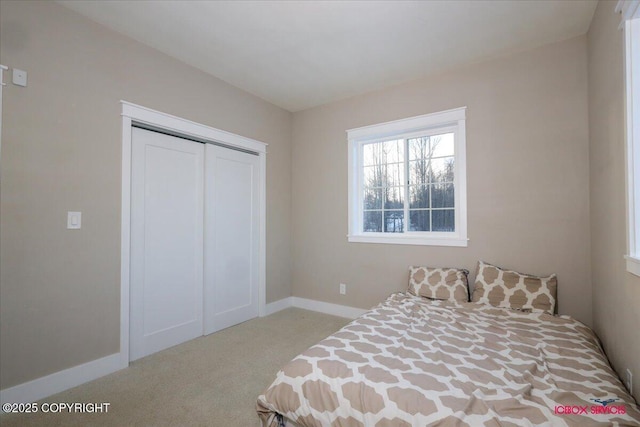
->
119;101;267;366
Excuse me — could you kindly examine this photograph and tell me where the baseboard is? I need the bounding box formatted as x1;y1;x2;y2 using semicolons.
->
1;297;365;405
264;297;293;315
0;352;126;405
263;296;367;319
291;297;368;319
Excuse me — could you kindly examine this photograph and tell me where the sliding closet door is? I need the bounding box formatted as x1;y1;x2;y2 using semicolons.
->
204;144;260;334
130;128;204;361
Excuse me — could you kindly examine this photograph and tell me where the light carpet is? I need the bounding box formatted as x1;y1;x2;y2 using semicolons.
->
1;308;349;427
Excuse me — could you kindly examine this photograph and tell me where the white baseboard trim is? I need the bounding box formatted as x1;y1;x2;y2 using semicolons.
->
1;297;365;405
292;297;368;319
263;296;368;319
264;297;369;319
0;352;126;405
264;297;293;315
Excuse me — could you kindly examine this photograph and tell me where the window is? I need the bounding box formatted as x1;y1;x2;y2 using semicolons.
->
347;107;467;246
619;1;640;275
0;65;6;163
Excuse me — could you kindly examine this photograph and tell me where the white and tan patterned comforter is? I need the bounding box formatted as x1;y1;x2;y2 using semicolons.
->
257;292;640;426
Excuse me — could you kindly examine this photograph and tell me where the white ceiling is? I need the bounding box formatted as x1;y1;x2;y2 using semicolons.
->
58;0;598;112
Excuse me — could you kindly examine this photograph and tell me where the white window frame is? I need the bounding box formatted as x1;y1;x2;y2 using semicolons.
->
0;65;7;166
619;1;640;275
347;107;468;247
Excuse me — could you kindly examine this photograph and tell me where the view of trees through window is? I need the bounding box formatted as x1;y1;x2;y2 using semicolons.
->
362;133;455;233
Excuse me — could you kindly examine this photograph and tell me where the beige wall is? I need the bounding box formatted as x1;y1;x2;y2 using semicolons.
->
0;1;292;389
291;36;592;326
6;0;635;402
588;1;640;402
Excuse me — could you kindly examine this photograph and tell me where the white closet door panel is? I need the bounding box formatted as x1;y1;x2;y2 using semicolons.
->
204;144;260;334
130;128;204;361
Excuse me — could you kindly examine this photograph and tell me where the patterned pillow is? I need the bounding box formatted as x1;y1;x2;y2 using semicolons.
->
471;261;557;314
408;266;469;303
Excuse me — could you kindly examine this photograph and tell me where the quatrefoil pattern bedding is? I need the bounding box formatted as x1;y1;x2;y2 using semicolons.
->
471;261;558;314
257;293;640;427
407;266;469;303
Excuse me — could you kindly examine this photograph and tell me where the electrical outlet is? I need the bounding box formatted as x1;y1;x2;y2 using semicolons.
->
339;283;346;295
12;68;27;87
625;369;633;394
67;211;82;229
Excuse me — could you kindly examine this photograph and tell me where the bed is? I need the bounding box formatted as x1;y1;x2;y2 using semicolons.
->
257;263;640;427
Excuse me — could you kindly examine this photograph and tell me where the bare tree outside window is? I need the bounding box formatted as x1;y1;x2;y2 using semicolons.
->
362;139;404;232
362;133;455;233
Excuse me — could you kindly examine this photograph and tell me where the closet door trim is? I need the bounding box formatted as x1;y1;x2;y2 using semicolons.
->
120;101;267;365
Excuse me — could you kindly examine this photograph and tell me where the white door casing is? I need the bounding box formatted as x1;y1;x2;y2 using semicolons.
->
121;101;267;365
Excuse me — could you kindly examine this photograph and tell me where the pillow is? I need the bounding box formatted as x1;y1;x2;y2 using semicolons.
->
408;266;469;303
471;261;557;314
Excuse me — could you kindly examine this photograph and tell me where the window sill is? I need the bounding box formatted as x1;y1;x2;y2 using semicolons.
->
625;255;640;277
347;234;468;247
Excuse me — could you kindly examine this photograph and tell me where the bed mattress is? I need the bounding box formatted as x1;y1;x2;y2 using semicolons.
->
257;292;640;426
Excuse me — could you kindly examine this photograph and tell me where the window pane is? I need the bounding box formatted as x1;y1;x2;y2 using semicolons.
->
363;188;383;210
431;157;454;183
362;142;382;167
384;163;405;188
363;163;405;188
432;209;455;232
384;210;404;233
430;133;454;158
431;183;454;208
384;186;404;209
409;185;430;209
409;210;430;231
363;165;383;188
363;211;382;232
409;159;429;185
383;140;404;164
408;137;431;161
363;139;404;166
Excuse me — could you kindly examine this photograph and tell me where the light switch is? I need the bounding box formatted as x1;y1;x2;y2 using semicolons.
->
12;69;27;87
67;211;82;229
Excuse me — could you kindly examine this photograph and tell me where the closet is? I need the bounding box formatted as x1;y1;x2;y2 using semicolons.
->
129;126;260;361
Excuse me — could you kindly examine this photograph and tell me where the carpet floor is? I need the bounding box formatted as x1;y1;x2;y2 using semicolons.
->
0;308;349;427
